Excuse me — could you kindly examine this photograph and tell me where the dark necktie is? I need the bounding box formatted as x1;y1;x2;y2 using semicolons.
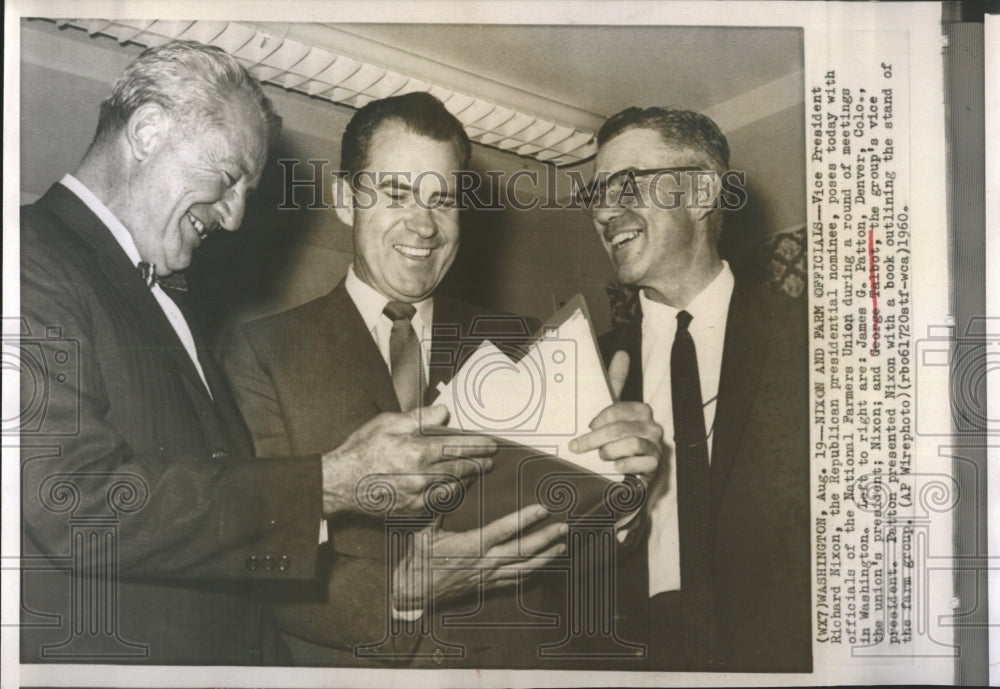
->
671;310;720;664
138;261;188;292
383;301;422;412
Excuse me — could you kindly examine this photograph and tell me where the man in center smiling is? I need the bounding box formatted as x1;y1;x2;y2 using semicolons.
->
346;116;455;303
222;92;663;667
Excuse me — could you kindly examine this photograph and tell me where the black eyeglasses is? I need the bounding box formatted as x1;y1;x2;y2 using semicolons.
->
575;166;706;216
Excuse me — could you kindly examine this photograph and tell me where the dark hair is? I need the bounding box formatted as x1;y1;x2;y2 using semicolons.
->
340;92;471;183
596;107;729;174
94;40;281;147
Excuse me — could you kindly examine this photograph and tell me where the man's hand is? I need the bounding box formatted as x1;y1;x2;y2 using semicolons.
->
391;504;566;612
320;405;496;516
568;351;663;477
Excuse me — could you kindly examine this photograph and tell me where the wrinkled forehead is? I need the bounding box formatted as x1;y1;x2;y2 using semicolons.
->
594;127;703;175
216;100;269;179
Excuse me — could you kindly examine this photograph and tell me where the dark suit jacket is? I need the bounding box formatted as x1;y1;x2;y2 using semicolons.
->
19;184;323;665
221;283;554;668
599;283;812;672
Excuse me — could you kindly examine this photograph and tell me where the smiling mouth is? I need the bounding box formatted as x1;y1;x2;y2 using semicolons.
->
187;212;209;241
608;229;642;249
394;244;433;260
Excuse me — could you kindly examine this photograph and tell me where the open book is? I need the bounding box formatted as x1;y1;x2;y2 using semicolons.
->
430;295;638;531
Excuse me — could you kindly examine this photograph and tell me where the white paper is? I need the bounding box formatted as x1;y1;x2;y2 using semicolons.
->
433;307;622;480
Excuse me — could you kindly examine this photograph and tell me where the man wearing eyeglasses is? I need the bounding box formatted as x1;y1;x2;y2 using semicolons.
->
584;107;811;671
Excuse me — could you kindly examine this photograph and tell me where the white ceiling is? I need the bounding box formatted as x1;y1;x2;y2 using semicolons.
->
40;19;803;166
331;23;803;119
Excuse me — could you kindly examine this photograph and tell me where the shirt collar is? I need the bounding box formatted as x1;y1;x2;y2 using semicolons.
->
640;260;735;332
59;174;143;267
344;264;433;331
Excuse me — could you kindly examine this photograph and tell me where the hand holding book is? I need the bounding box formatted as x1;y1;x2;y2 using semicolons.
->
568;350;662;479
431;296;662;531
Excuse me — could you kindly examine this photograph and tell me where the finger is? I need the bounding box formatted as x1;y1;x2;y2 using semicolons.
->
456;466;486;492
487;542;567;585
429;457;492;482
607;350;630;401
421;475;480;515
585;401;654;432
410;404;449;428
405;523;436;559
488;521;566;559
570;420;658;455
614;454;659;476
432;523;489;559
592;435;660;463
519;541;567;568
480;504;549;548
435;435;498;459
478;566;523;591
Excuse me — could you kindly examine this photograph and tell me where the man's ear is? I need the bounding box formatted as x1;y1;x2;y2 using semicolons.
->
688;170;723;222
124;104;170;161
333;175;355;228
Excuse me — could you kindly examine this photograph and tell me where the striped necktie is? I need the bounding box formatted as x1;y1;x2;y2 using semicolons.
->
383;301;422;411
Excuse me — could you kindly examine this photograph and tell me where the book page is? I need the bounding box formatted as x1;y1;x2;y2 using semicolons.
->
433;307;621;479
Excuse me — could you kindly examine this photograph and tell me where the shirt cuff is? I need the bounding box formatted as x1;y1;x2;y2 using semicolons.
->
391;605;425;621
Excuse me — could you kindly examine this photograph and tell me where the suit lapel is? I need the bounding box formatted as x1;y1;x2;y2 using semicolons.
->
323;282;401;414
710;286;770;507
45;185;214;404
178;301;254;455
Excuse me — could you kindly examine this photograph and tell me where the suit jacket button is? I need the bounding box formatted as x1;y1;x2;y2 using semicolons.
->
211;449;230;458
263;555;274;571
278;555;290;571
432;647;444;664
245;555;259;571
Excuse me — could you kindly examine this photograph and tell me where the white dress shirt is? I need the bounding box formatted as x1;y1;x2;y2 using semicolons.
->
642;261;734;596
59;174;212;396
344;264;434;385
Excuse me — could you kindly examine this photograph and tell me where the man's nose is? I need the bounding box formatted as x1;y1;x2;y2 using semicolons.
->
215;187;246;231
407;204;438;238
591;201;626;227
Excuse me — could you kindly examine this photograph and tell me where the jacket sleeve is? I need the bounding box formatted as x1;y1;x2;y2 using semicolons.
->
19;214;323;582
